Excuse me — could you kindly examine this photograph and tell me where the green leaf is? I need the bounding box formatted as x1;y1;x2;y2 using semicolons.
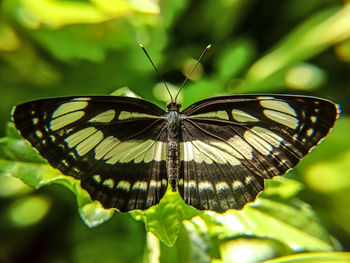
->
181;176;336;254
261;176;304;199
335;38;350;62
7;194;52;227
135;175;333;250
5;122;22;139
220;237;291;263
0;133;114;228
3;0;158;29
145;223;212;263
245;5;350;91
130;191;200;247
0;172;31;197
264;252;350;263
0;22;20;52
215;38;255;80
304;147;350;193
174;224;212;263
207;196;335;252
78;201;114;228
284;62;326;91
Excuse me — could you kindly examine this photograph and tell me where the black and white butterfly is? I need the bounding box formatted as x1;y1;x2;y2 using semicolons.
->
12;93;339;212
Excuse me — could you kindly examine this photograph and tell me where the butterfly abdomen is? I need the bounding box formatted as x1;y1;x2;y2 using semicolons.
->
166;109;181;192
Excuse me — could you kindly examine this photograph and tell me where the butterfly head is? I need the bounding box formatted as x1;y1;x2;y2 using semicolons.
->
166;101;181;111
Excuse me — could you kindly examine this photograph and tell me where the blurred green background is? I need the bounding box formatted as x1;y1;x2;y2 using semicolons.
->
1;0;350;262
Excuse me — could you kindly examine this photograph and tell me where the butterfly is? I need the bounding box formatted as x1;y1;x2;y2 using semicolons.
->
11;44;340;213
11;93;339;213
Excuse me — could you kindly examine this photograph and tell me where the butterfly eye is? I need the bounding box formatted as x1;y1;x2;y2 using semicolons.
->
176;101;182;108
166;102;171;108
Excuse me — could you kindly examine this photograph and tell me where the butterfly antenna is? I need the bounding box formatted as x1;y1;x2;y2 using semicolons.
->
174;44;211;102
139;44;173;101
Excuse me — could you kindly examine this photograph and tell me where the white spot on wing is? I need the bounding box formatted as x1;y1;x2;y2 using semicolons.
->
189;111;229;120
75;130;104;156
103;141;137;164
89;110;116;123
216;182;230;192
307;128;314;136
185;180;196;189
149;180;161;189
191;141;217;164
52;101;88;118
250;126;283;148
227;136;253;160
232;180;244;189
133;181;148;191
310;116;317;123
118;111;158;120
95;136;120;160
260;99;297;116
181;141;194;162
263;109;299;129
245;176;253;184
102;178;115;189
50;111;85;131
65;127;97;148
244;129;273;155
210;140;244;162
32;118;39;125
117;180;131;191
93;174;101;183
198;181;214;191
143;141;167;163
105;139;166;164
35;130;43;138
180;140;241;165
232;109;259;122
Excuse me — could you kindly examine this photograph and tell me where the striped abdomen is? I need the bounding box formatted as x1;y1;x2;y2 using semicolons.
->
166;110;181;191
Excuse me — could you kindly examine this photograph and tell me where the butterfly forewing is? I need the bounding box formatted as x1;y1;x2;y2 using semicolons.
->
179;95;339;212
12;96;169;211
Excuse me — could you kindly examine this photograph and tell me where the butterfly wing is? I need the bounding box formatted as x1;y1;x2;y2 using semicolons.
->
179;95;340;212
12;96;168;212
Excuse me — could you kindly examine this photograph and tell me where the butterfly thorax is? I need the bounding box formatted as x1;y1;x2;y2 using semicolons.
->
166;102;181;192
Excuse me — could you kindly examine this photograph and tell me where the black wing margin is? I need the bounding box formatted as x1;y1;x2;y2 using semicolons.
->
12;96;168;212
179;94;339;212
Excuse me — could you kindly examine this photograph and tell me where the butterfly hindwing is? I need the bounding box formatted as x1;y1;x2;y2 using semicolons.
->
179;121;266;212
12;96;169;211
179;95;339;212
